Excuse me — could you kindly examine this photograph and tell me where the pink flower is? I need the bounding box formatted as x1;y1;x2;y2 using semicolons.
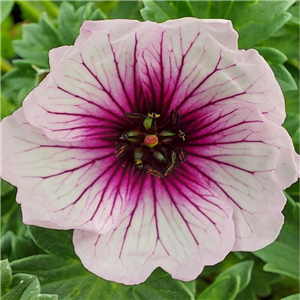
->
1;18;299;285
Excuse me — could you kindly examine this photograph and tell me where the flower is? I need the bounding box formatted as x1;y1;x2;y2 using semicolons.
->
1;18;299;285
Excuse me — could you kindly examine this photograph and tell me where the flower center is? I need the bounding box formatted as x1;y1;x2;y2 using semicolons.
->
144;135;158;147
115;110;188;178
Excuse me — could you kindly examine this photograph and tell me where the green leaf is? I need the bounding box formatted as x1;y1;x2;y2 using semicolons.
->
11;255;194;300
1;1;15;24
282;294;300;300
1;259;12;294
110;1;140;19
57;2;105;46
255;47;288;65
197;261;254;300
141;1;295;49
253;196;299;280
140;1;194;22
1;60;36;107
230;1;295;49
254;47;297;92
270;65;297;91
13;13;62;68
235;258;280;300
28;226;76;258
1;184;16;217
1;273;41;300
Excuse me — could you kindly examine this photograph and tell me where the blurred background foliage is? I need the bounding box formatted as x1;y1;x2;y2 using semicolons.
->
1;1;299;300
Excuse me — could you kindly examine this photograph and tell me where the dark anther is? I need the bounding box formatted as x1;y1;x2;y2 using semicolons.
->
120;131;129;140
170;109;180;130
115;144;131;158
178;149;188;162
144;165;164;179
124;112;147;119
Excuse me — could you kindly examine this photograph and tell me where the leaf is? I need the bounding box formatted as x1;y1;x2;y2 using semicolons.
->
254;47;288;65
1;183;16;217
270;65;297;91
141;1;194;22
28;226;76;258
1;60;37;107
1;259;12;294
235;258;280;300
1;1;15;24
57;2;106;46
254;47;297;92
1;259;58;300
11;255;194;300
110;1;140;19
197;261;254;300
282;294;300;300
141;1;295;48
253;195;299;280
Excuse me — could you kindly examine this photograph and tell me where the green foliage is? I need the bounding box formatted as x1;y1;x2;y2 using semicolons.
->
1;1;15;24
255;47;297;92
10;254;194;300
141;1;295;48
197;261;254;300
1;259;57;300
253;195;300;280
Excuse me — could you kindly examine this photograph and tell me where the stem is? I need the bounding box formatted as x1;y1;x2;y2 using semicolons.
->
42;1;59;18
1;57;13;73
16;1;41;22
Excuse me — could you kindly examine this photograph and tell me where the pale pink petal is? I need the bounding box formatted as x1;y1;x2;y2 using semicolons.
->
183;105;299;251
1;108;138;233
73;175;235;284
138;18;285;126
23;20;159;142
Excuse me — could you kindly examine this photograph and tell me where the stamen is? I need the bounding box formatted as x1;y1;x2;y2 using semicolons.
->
170;109;180;130
115;144;131;158
178;149;188;162
144;165;164;178
124;112;147;119
164;151;176;176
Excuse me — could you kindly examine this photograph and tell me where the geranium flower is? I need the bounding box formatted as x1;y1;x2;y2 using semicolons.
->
1;18;299;285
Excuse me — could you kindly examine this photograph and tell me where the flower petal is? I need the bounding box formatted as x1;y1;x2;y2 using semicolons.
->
23;20;159;142
138;18;285;125
73;175;235;284
1;108;138;233
184;104;299;251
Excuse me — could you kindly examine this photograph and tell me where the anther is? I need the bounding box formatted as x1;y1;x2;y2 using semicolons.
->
124;112;147;120
115;144;131;158
170;109;180;130
144;165;164;178
178;149;188;162
178;130;186;141
164;151;176;176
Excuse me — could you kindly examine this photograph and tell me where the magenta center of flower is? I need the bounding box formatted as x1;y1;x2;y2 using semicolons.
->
115;110;188;178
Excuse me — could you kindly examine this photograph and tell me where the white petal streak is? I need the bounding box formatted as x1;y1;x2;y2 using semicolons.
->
185;105;299;250
23;21;159;142
138;18;285;125
1;108;133;233
74;176;234;284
